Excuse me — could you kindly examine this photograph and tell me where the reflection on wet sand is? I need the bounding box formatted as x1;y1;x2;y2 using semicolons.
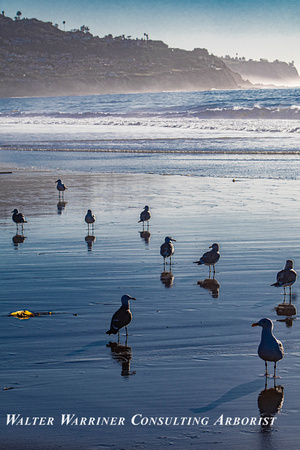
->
85;234;96;251
275;294;297;328
57;200;67;215
107;341;136;378
12;233;26;248
258;377;284;429
197;277;220;298
160;270;174;288
139;230;151;245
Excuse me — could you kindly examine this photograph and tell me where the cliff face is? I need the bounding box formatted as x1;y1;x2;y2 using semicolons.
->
0;15;248;98
222;57;300;86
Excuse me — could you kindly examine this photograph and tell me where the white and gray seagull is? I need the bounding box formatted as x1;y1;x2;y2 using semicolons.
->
138;205;151;228
252;318;284;378
106;295;136;339
193;243;220;274
160;236;176;266
85;209;96;232
271;260;297;296
55;179;67;198
12;209;27;232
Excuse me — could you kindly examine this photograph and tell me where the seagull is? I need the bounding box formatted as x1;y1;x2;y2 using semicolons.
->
12;209;27;232
106;295;136;338
160;237;176;265
85;209;96;231
271;260;297;296
193;243;220;273
252;318;284;378
55;179;67;197
138;206;151;228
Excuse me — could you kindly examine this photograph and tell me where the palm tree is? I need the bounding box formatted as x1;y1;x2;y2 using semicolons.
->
16;11;22;20
62;20;66;31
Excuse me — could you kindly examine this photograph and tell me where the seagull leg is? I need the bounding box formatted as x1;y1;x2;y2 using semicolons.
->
125;326;128;337
117;331;120;344
264;361;269;377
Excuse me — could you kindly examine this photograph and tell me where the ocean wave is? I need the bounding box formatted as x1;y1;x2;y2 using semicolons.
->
2;144;300;155
0;115;299;135
1;104;300;121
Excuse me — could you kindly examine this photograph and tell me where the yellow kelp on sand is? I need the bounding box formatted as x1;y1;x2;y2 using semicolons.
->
9;310;52;319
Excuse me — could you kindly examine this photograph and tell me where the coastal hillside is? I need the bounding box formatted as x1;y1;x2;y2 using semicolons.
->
221;56;300;86
0;14;249;98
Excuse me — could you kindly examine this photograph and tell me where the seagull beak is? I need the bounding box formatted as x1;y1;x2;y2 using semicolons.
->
130;297;136;300
251;323;259;327
171;238;176;242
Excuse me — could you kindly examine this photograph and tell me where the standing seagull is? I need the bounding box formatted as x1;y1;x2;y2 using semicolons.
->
252;318;284;378
55;179;67;198
106;295;136;338
160;236;176;266
271;260;297;296
193;243;220;274
138;205;151;228
12;209;27;232
85;209;96;232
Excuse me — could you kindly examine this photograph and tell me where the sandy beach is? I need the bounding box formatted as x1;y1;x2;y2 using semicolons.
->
0;167;300;449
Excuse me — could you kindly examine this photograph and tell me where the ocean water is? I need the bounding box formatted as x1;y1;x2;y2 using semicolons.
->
0;88;300;178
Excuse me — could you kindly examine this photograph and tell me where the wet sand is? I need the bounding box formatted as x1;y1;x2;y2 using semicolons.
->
0;168;300;449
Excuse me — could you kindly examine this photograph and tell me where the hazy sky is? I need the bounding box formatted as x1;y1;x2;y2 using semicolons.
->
2;0;300;71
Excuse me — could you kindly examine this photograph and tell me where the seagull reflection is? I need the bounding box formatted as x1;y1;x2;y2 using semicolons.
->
139;230;151;245
160;270;174;288
107;341;136;378
57;200;67;215
275;294;297;328
197;277;220;298
85;234;96;251
12;233;27;248
258;377;284;429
